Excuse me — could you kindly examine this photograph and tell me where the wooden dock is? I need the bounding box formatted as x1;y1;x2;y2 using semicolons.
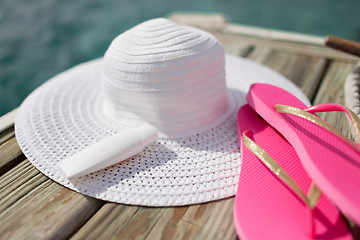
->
0;13;359;240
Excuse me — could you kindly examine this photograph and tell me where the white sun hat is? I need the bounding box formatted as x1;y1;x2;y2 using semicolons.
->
15;18;309;206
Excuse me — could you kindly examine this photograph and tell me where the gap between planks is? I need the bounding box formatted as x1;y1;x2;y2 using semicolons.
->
0;160;48;213
0;136;25;176
0;179;105;240
313;60;357;140
0;137;105;239
214;32;359;63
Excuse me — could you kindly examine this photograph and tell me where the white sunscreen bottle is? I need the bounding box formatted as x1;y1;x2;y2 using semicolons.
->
57;124;158;179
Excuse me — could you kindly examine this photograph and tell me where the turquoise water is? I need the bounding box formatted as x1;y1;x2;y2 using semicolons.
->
1;0;359;116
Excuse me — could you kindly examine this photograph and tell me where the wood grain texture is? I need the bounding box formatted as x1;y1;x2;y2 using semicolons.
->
180;198;236;240
260;51;328;101
313;61;356;140
71;204;164;240
0;126;15;146
247;47;327;101
325;35;360;57
0;160;48;213
0;129;105;239
0;108;17;133
223;43;254;58
144;206;189;240
143;199;237;240
0;137;25;175
170;13;324;46
0;180;104;240
214;32;359;62
168;13;227;31
224;23;324;45
313;61;355;105
245;46;273;64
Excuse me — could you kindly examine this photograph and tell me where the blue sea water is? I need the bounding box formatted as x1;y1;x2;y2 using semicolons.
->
1;0;359;116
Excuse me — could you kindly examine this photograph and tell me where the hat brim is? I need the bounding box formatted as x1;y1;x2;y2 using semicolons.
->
15;54;309;206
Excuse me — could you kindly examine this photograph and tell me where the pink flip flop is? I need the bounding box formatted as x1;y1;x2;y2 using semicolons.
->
234;104;351;239
246;83;360;225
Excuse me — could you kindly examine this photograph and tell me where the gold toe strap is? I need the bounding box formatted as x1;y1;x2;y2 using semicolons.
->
243;132;321;209
274;104;360;152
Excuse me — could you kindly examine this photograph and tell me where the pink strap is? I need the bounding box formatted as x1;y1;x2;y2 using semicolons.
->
304;103;360;144
305;103;353;123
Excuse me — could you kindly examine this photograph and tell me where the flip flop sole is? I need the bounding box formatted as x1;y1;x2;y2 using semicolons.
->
234;104;351;239
246;83;360;225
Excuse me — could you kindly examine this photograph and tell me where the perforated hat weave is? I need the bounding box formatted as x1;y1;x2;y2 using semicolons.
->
15;18;309;206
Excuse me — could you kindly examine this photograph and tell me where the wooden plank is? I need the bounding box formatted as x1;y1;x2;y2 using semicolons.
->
313;61;354;105
224;23;324;45
144;198;237;240
169;13;324;46
71;204;164;240
0;160;33;190
223;43;254;58
246;46;273;64
70;203;138;240
0;126;15;146
168;13;227;31
0;108;17;133
216;34;254;57
174;198;236;240
0;160;48;213
259;51;328;101
169;13;358;62
165;218;200;240
247;47;327;101
0;137;25;175
144;206;189;240
0;127;106;238
313;61;356;139
214;32;359;62
0;134;106;239
0;134;105;238
325;35;360;58
0;180;104;240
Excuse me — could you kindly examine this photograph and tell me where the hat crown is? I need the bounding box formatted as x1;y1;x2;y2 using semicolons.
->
102;18;230;137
